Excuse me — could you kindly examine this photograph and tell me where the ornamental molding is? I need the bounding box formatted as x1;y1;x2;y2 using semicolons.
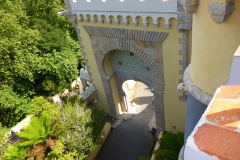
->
61;0;192;29
83;26;169;43
209;1;235;24
183;65;213;105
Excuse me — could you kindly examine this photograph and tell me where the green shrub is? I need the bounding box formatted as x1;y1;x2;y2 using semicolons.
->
154;126;184;160
0;85;29;127
88;107;107;142
28;96;59;117
4;112;56;160
17;112;54;147
4;145;29;160
0;126;10;158
45;140;79;160
3;97;106;160
55;101;95;159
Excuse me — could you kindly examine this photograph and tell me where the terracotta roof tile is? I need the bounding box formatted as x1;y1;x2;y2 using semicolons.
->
206;99;240;130
215;86;240;99
194;123;240;160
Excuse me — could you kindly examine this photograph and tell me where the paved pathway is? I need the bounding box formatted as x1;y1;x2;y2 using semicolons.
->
96;82;155;160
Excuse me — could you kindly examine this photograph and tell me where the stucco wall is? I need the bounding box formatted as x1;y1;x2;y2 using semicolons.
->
190;0;240;95
77;17;190;131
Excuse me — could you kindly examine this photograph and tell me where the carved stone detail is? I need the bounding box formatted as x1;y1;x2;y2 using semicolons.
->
209;1;235;24
177;0;192;29
180;0;199;14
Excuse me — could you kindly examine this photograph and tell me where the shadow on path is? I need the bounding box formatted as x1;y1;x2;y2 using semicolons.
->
95;83;154;160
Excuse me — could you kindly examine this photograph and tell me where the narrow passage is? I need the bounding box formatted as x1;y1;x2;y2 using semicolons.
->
96;82;155;160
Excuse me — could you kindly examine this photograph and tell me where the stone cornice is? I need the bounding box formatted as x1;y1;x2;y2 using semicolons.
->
183;65;213;105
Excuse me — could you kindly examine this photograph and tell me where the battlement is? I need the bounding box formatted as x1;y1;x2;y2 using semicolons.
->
62;0;191;29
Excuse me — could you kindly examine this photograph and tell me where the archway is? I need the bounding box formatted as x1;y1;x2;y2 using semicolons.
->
122;80;155;128
96;40;164;132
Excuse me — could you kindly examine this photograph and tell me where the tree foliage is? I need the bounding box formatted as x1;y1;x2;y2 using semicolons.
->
0;0;84;127
0;85;29;127
0;0;83;97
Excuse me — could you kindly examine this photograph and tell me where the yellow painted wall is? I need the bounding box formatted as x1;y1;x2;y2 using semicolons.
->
77;16;190;131
161;19;188;131
190;0;240;95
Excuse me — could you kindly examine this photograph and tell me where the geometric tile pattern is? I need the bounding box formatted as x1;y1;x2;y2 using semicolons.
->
110;50;153;78
83;26;168;43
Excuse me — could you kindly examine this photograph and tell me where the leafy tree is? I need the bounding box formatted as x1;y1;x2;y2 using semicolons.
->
0;85;29;127
0;0;40;97
0;0;84;127
0;0;84;97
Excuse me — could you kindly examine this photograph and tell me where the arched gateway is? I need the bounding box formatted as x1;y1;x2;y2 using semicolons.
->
95;39;165;132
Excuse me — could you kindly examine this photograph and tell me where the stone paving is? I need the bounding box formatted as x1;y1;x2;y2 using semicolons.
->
96;82;155;160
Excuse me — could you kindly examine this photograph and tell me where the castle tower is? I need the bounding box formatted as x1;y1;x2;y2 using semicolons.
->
182;0;240;142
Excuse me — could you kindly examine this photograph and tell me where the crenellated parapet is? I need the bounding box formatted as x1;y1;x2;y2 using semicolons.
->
60;0;192;29
80;84;97;100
